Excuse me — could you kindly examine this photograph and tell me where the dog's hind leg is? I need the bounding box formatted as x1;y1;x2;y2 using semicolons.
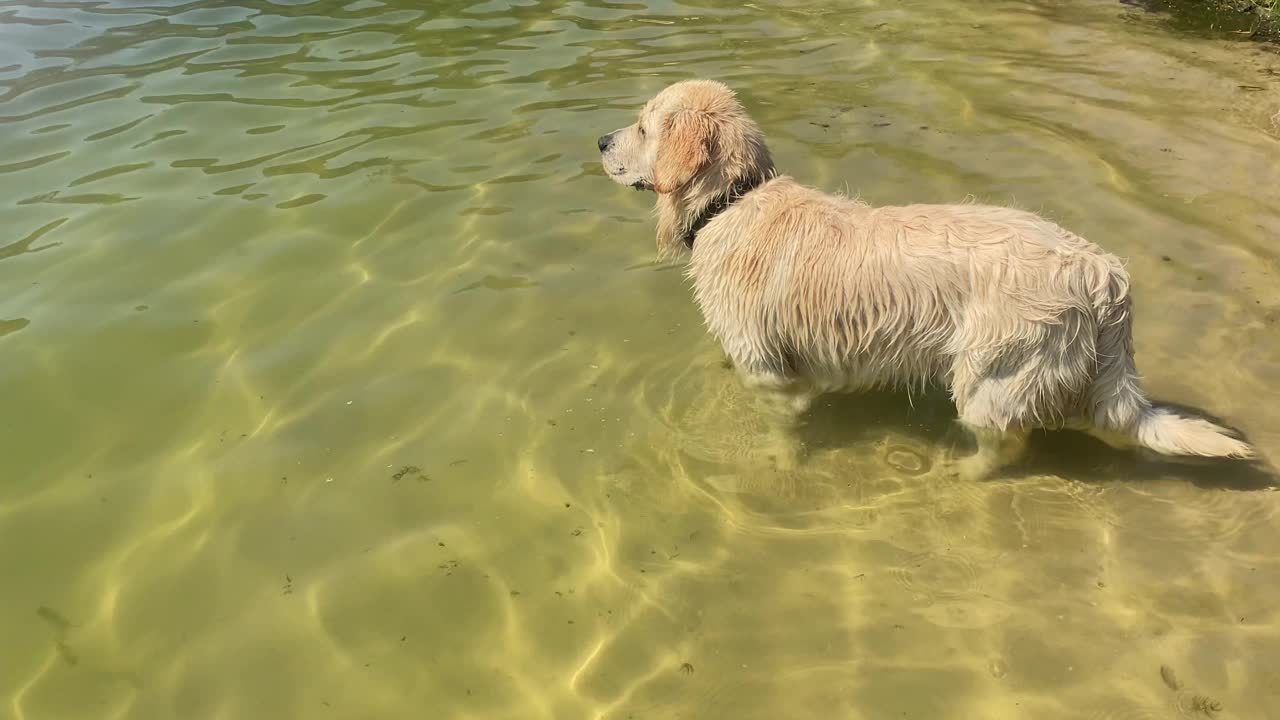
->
948;331;1091;479
948;370;1048;480
951;423;1030;481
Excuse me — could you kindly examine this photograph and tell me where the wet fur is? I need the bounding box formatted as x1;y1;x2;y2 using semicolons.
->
598;79;1252;478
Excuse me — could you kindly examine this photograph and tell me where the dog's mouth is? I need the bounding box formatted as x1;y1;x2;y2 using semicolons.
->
602;161;654;192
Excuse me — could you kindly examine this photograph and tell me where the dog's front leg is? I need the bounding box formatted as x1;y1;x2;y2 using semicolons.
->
739;370;814;471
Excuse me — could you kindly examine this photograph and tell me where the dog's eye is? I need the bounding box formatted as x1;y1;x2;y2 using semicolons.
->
638;125;646;137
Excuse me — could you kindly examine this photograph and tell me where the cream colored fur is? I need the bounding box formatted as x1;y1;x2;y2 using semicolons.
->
598;79;1253;478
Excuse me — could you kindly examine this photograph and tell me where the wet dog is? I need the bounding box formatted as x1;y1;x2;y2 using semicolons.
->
597;79;1252;478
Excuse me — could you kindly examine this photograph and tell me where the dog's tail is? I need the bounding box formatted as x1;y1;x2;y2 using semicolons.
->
1127;407;1254;458
1088;289;1252;459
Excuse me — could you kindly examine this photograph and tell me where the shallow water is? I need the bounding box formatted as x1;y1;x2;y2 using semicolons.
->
2;0;1279;718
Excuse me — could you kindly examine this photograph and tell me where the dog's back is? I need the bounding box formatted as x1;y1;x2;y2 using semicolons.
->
688;177;1124;414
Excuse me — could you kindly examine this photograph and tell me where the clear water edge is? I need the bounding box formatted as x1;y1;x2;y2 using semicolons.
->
2;1;1280;718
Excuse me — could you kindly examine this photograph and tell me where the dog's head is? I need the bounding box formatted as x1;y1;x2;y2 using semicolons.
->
597;79;773;199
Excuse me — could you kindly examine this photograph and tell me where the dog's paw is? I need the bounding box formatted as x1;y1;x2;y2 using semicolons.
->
938;459;964;483
939;451;992;483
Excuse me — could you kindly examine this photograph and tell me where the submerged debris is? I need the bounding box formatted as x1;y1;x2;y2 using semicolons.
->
392;465;429;482
1190;694;1222;716
1160;664;1182;691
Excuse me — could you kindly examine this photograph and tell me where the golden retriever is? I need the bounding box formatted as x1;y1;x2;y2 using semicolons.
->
597;78;1252;478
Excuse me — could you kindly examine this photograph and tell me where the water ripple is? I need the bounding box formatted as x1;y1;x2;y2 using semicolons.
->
1;1;1279;719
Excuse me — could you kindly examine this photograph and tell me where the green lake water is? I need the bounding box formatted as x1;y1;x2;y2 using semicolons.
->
2;1;1280;718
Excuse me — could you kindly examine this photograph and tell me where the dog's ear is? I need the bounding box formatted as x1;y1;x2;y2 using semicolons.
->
655;110;714;194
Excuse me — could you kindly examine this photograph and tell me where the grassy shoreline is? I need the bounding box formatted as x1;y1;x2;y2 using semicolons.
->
1132;0;1279;41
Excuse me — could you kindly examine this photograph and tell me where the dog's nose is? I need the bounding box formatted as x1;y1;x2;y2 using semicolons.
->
597;133;613;153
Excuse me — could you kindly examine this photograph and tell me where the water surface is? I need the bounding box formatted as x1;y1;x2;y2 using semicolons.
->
2;1;1280;718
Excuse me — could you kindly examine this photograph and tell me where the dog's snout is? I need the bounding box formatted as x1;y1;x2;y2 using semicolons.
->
597;132;614;153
